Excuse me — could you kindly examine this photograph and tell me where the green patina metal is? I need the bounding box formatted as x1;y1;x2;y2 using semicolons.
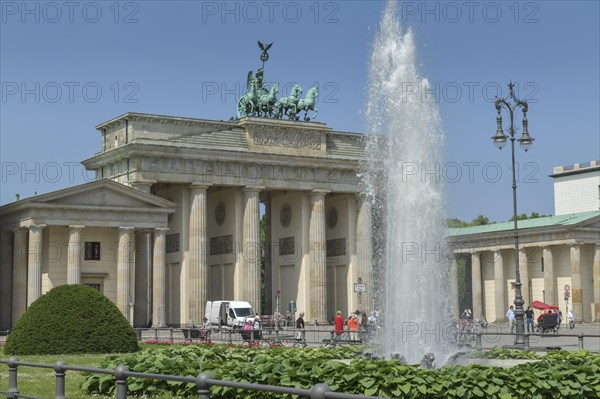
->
236;41;319;121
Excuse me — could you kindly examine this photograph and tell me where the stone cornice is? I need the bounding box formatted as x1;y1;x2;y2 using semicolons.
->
96;112;238;132
82;143;361;170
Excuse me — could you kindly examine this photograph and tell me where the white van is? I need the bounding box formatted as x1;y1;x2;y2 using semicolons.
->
205;300;255;328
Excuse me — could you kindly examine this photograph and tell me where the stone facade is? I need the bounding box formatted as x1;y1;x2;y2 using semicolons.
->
0;114;373;328
449;212;600;323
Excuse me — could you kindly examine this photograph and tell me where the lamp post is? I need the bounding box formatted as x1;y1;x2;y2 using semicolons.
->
491;82;535;346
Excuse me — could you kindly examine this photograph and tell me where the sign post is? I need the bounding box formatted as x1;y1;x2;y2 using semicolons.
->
354;278;366;311
564;284;571;327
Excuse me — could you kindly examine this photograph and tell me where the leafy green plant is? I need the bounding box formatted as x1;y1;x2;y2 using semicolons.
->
81;346;600;398
4;284;139;355
471;347;540;360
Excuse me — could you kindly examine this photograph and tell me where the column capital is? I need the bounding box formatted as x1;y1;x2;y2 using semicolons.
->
310;189;330;196
118;226;135;231
29;224;46;233
570;243;581;249
243;186;265;193
68;225;85;230
154;227;169;234
190;183;210;190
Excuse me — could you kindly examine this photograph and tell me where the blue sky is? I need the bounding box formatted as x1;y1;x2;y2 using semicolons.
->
1;0;599;222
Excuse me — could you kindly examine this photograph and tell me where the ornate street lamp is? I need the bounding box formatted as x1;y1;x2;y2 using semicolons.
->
491;82;534;346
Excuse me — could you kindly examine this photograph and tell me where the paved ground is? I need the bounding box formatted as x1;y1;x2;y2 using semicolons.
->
477;322;600;353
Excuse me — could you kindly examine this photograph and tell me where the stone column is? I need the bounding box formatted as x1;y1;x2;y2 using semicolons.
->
570;244;583;319
356;194;373;312
242;187;262;314
263;195;273;314
543;246;555;304
67;225;84;284
152;228;168;327
519;249;530;307
117;227;134;321
131;180;156;194
309;190;328;322
592;244;600;322
471;252;482;320
189;184;208;325
135;230;152;327
27;225;45;307
493;249;505;321
11;228;27;323
1;231;14;329
450;256;459;320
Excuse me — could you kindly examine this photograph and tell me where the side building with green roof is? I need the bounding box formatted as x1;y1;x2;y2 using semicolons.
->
447;161;600;324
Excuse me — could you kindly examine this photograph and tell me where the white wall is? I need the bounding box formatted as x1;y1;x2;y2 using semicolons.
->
554;171;600;215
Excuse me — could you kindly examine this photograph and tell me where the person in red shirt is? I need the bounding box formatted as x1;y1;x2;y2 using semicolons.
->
334;310;345;341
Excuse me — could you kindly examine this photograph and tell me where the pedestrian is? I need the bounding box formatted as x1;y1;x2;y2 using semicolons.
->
360;311;368;331
296;312;305;342
568;310;575;328
203;317;212;341
506;305;515;333
334;310;344;341
525;306;534;333
348;314;359;341
253;316;262;340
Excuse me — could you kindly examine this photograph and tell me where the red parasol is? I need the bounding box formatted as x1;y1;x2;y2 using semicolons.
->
531;300;559;311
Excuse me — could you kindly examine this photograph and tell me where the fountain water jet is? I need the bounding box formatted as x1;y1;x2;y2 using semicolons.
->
364;1;452;364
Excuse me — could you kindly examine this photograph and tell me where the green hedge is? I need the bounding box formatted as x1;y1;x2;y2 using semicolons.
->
4;284;139;355
82;346;600;398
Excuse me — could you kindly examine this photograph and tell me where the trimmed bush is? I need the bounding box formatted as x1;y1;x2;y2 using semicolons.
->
4;284;139;355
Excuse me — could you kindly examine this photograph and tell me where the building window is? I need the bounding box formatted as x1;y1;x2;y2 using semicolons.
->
84;242;101;260
85;283;101;292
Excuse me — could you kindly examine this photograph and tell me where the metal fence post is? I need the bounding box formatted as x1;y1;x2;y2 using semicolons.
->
196;371;213;399
524;333;530;351
135;328;142;340
153;327;158;341
169;327;174;342
475;332;482;351
6;357;19;399
115;365;129;399
310;383;332;399
54;360;67;399
578;332;584;350
228;329;233;344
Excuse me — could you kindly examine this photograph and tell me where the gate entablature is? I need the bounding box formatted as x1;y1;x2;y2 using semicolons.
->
82;113;364;193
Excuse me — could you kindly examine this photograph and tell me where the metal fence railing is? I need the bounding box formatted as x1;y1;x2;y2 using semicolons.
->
0;357;387;399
